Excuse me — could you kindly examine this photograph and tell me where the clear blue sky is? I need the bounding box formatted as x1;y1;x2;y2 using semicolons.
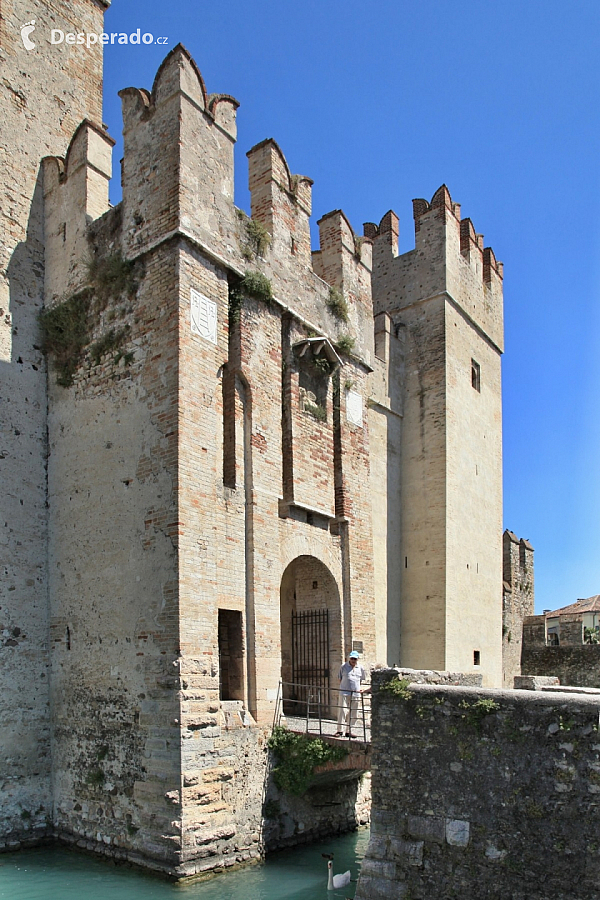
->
100;0;600;613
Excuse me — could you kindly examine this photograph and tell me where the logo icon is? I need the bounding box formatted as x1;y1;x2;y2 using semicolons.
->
21;20;36;50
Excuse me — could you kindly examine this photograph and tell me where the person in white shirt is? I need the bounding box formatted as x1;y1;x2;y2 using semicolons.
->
335;650;366;738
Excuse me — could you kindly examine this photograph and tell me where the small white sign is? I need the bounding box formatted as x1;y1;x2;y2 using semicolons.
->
190;288;217;344
346;389;363;427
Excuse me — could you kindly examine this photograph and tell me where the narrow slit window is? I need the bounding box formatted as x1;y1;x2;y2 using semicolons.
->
473;650;481;666
471;359;481;392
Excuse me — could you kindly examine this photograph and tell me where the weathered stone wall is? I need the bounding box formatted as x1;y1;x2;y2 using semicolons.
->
45;209;182;867
356;670;600;900
0;0;107;849
503;530;535;687
264;772;371;852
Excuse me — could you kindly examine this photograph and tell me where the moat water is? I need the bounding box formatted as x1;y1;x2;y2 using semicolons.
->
0;828;369;900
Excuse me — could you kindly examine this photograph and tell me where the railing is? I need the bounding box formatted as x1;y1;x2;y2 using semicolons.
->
274;680;371;744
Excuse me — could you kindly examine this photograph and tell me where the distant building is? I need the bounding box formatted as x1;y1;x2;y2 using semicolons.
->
521;596;600;689
544;596;600;645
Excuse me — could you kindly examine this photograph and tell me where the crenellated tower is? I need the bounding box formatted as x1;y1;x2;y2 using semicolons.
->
368;185;504;686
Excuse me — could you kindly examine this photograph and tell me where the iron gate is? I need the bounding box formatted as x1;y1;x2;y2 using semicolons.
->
287;608;330;715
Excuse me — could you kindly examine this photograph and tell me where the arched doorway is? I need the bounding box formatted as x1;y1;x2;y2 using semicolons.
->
280;556;342;716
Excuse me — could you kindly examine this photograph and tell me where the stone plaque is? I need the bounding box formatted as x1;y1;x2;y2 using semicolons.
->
190;288;217;344
346;389;363;427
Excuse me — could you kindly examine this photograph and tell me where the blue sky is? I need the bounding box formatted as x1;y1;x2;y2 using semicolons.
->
100;1;600;613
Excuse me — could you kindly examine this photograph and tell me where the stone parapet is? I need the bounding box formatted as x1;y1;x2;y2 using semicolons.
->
356;671;600;900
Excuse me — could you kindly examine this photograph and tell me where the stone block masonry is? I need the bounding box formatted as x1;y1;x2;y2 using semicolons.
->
356;669;600;900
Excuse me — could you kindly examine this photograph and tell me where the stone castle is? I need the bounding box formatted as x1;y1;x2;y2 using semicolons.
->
1;0;518;877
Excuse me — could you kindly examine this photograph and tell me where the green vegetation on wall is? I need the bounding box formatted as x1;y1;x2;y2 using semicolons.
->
229;270;274;324
236;209;271;260
326;287;349;322
303;399;327;422
39;291;91;387
336;334;356;355
267;726;347;796
39;252;139;386
379;677;413;700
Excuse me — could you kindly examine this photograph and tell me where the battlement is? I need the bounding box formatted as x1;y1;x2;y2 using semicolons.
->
314;209;372;284
364;211;399;257
120;44;238;140
412;184;462;227
247;138;313;264
118;44;239;259
503;529;534;588
369;185;504;352
42;120;114;302
312;210;373;355
41;44;378;363
411;185;503;285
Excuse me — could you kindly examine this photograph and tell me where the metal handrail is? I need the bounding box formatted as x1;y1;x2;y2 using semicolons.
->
274;680;371;743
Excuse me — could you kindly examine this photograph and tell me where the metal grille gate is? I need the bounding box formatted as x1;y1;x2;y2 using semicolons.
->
288;609;330;715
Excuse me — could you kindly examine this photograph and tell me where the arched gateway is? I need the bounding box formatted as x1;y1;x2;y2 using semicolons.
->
280;556;342;716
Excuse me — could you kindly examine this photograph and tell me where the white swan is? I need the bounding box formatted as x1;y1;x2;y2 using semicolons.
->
326;858;351;890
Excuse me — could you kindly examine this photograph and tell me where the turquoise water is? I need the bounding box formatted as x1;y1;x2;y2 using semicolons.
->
0;829;368;900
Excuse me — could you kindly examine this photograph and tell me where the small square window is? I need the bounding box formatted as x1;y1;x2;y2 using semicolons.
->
473;650;481;666
471;359;481;392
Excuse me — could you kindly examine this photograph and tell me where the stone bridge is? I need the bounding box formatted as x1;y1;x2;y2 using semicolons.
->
283;720;372;784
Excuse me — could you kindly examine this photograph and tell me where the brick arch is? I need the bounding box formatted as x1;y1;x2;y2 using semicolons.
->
278;531;342;588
